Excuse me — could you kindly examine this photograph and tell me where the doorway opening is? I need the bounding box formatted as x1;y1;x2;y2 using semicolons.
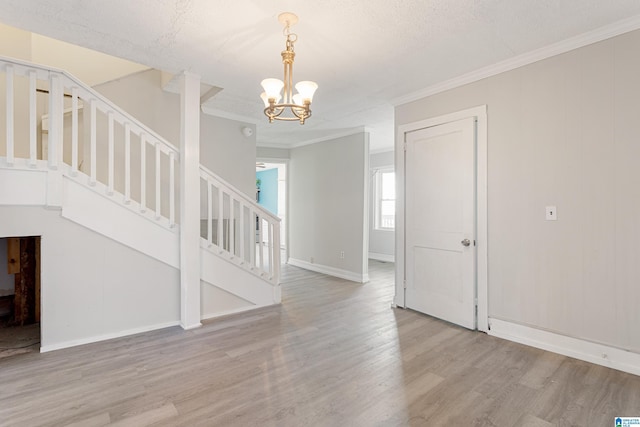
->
0;236;41;358
256;161;288;264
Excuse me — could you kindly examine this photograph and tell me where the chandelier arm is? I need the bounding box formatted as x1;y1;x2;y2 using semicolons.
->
264;103;311;122
264;106;286;119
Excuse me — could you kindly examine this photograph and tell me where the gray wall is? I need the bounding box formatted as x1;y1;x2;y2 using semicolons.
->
94;69;181;144
257;146;290;160
369;150;395;260
200;116;256;197
289;134;369;280
396;29;640;353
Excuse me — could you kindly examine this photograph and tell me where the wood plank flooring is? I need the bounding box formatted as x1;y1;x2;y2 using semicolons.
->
1;260;639;426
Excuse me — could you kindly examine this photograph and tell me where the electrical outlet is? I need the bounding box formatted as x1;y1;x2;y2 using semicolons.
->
340;251;345;259
310;257;314;264
545;206;557;221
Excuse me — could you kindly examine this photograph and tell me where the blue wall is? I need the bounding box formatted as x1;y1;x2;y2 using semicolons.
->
256;168;278;215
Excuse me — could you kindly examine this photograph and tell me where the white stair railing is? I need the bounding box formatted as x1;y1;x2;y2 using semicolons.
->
0;55;178;227
0;54;280;295
200;165;281;285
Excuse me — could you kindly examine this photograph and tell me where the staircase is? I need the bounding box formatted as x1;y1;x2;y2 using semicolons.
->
0;55;280;351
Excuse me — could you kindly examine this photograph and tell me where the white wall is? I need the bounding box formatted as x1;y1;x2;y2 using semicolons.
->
396;29;640;354
288;133;369;282
0;22;32;61
0;23;149;160
0;238;14;296
31;33;149;86
0;206;180;351
0;24;38;159
369;150;395;261
0;22;148;86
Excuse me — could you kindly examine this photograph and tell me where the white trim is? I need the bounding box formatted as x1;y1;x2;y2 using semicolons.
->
288;127;367;149
40;321;181;353
256;156;290;163
288;258;369;283
181;322;202;330
489;318;640;377
257;129;370;150
370;147;395;155
392;14;640;106
368;252;395;263
256;142;294;150
255;158;290;263
200;106;261;125
395;105;488;332
372;167;396;232
201;302;278;321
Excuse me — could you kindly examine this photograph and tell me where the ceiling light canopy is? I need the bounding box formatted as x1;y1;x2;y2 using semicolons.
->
260;12;318;125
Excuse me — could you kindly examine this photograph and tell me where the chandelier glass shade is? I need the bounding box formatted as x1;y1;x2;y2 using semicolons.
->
261;13;318;124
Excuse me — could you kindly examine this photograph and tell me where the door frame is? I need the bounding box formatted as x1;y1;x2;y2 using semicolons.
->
394;105;488;332
256;157;289;263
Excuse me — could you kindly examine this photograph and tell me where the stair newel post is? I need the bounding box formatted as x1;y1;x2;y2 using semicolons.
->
217;186;224;251
258;214;264;272
250;208;256;269
207;178;213;246
124;123;131;204
89;98;97;184
28;70;37;167
70;86;79;174
179;71;202;330
169;151;175;227
273;219;281;288
5;65;14;166
107;111;114;195
48;72;64;170
239;202;245;264
140;133;146;212
229;196;235;257
155;142;161;219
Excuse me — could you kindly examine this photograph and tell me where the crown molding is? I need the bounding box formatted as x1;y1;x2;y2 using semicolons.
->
288;127;368;149
257;127;370;150
369;146;395;155
200;106;261;125
392;14;640;106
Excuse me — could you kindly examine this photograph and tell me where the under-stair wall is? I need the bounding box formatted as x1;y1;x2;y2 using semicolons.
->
0;205;181;352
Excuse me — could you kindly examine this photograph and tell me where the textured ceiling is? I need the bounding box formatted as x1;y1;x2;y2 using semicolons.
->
1;0;640;151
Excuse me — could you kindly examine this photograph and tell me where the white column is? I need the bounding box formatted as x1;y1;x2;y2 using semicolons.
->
179;71;202;329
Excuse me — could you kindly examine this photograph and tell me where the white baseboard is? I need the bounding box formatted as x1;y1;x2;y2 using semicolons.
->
489;318;640;377
180;322;202;330
288;258;368;283
40;320;181;353
201;302;278;322
368;252;395;263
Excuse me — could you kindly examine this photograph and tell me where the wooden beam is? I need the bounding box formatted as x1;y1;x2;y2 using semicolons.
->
6;237;19;274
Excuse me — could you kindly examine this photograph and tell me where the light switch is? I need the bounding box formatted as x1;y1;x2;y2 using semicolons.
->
546;206;557;221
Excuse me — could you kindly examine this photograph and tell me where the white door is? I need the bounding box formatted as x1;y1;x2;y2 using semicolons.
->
405;117;476;329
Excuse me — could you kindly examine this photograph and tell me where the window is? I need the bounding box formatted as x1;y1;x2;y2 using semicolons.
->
374;169;395;230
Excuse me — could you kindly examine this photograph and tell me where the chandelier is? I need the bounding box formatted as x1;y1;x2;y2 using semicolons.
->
260;12;318;124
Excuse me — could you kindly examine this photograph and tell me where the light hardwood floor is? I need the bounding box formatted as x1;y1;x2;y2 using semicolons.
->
1;260;639;426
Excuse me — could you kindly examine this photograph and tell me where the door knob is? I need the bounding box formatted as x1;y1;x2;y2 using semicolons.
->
461;239;471;247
